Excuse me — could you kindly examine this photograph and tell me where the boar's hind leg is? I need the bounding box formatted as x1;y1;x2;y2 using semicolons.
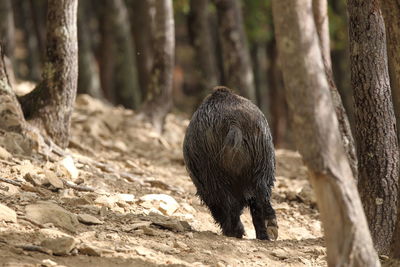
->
208;201;245;238
249;192;278;240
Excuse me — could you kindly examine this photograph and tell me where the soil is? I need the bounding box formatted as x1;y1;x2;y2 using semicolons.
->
0;94;392;267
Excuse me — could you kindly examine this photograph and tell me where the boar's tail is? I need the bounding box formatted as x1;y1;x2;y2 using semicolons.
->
221;125;249;174
223;125;243;150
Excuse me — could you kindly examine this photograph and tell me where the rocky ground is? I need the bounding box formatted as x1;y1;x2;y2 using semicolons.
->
0;94;387;267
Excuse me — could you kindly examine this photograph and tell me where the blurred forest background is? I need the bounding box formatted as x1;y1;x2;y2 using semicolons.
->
0;0;351;148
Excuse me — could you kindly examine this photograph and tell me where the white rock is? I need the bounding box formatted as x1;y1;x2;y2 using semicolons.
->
0;146;12;159
41;259;58;267
94;195;119;208
116;193;135;203
25;202;79;233
59;156;79;180
140;194;180;216
0;204;17;223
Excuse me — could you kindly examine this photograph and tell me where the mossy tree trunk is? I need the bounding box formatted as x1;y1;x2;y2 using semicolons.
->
348;0;400;255
273;0;380;266
140;0;175;133
213;0;256;102
18;0;78;149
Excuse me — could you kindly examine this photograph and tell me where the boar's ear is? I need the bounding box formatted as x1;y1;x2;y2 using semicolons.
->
212;86;232;93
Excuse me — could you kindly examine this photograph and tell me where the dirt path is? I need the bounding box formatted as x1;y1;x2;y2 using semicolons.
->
0;95;327;267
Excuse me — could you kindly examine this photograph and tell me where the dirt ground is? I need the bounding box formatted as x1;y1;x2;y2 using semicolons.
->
0;95;391;267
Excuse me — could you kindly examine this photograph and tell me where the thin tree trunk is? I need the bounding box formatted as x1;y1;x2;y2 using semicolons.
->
378;0;400;258
140;0;175;133
251;43;269;117
213;0;256;102
103;0;141;109
97;2;115;103
77;0;102;99
348;0;400;255
273;0;380;266
0;0;14;60
18;0;78;149
267;40;287;148
312;0;358;180
188;0;220;93
127;0;154;100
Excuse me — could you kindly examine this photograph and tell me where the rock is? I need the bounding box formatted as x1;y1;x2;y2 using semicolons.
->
271;248;288;260
59;156;79;180
180;203;196;214
25;202;79;233
94;195;119;208
150;217;185;232
0;146;12;159
78;244;103;256
41;259;58;266
24;172;45;186
0;184;20;196
114;140;128;152
62;196;92;206
135;246;153;256
0;204;17;223
139;194;180;216
39;228;72;239
78;214;103;225
116;193;135;203
45;171;64;189
297;184;316;205
173;241;189;250
40;236;77;256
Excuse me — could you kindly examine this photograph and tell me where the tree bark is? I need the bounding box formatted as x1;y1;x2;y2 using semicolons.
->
127;0;154;100
213;0;256;102
140;0;175;133
188;0;220;93
312;0;358;180
273;0;380;266
378;0;400;258
102;0;141;109
77;0;102;99
18;0;78;149
348;0;400;255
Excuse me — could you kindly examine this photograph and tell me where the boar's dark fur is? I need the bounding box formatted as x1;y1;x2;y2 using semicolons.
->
183;86;278;240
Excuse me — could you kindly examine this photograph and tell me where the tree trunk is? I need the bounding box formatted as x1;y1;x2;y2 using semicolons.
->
0;0;15;60
102;0;141;109
378;0;400;258
348;0;400;255
97;2;115;103
77;0;102;99
312;0;358;180
213;0;256;102
188;0;220;93
251;43;269;117
267;40;288;148
273;0;380;266
18;0;78;149
127;0;154;100
140;0;174;133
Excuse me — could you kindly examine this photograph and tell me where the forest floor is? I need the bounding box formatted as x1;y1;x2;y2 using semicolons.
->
0;95;395;267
